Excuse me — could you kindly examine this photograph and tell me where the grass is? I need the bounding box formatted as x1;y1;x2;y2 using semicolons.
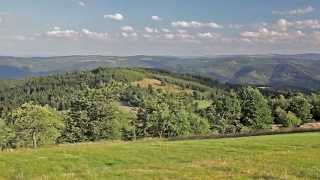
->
194;100;212;110
0;133;320;179
132;78;193;94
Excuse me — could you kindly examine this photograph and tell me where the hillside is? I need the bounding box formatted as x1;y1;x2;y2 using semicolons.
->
1;133;319;179
0;67;319;152
1;54;320;90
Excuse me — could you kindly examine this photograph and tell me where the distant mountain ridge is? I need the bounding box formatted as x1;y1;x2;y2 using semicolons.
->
1;54;320;90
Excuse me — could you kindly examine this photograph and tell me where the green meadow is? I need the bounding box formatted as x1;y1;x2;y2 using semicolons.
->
0;133;319;179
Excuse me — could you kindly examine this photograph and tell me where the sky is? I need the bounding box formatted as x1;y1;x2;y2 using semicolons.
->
0;0;320;56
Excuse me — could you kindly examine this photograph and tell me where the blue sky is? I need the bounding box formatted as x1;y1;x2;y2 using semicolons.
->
0;0;320;56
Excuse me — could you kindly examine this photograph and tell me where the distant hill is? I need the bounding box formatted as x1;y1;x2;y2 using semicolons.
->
1;54;320;90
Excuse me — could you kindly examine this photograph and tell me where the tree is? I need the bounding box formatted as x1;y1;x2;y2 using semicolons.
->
146;100;172;138
289;93;313;123
275;107;301;127
0;120;16;150
239;87;273;129
8;102;64;148
205;91;242;134
310;94;320;121
189;113;210;135
61;83;128;142
271;95;289;124
134;90;210;138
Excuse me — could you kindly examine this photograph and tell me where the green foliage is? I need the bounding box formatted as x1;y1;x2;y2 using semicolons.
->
310;94;320;121
239;87;273;129
289;93;313;123
271;95;290;124
0;67;319;148
61;82;129;143
275;107;302;127
133;91;209;138
8;102;64;148
0;120;16;150
206;91;242;134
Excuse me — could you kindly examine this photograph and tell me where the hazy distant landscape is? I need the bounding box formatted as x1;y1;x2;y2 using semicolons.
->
1;0;320;179
2;53;320;90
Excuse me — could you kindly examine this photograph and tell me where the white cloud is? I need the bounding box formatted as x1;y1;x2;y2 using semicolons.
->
131;32;138;37
273;6;315;16
241;38;252;43
45;27;108;40
161;28;170;33
171;21;223;29
145;27;159;33
151;16;162;21
78;1;86;7
198;32;219;39
46;29;79;38
142;34;152;39
82;29;108;40
104;13;124;21
241;28;283;39
177;29;187;34
121;32;128;38
121;32;138;38
240;27;305;42
164;34;175;39
276;19;320;31
176;33;194;39
294;19;320;29
0;35;35;41
121;26;134;32
295;30;305;37
241;31;260;38
277;19;291;31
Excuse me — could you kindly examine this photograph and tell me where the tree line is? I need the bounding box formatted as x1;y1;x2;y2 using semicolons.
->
0;68;320;149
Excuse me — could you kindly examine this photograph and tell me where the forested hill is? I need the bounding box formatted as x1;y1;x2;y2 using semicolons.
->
1;54;320;90
0;67;319;149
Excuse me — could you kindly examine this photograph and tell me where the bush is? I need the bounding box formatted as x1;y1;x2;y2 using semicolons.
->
0;120;16;150
276;107;301;127
8;102;64;148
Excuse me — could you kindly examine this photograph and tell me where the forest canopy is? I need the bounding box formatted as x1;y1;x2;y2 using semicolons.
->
0;68;319;149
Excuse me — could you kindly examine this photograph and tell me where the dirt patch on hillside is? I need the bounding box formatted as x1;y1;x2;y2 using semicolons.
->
132;78;162;88
132;78;193;94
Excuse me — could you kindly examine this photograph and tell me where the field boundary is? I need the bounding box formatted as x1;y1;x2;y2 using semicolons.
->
169;127;320;141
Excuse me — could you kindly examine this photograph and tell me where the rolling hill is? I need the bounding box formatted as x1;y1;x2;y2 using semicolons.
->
1;54;320;90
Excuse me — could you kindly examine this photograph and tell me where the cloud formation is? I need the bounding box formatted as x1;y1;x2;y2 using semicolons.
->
171;21;223;29
46;27;79;38
82;29;108;40
241;27;305;42
272;6;315;16
78;1;86;7
276;19;320;31
161;28;170;33
151;16;162;21
104;13;124;21
121;26;134;32
45;27;108;40
145;27;159;33
198;32;219;39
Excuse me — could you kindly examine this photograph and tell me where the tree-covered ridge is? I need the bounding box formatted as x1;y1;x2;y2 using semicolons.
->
0;67;320;149
1;54;320;90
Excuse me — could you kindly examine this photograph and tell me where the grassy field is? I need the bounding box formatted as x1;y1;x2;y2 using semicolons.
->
0;133;319;179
